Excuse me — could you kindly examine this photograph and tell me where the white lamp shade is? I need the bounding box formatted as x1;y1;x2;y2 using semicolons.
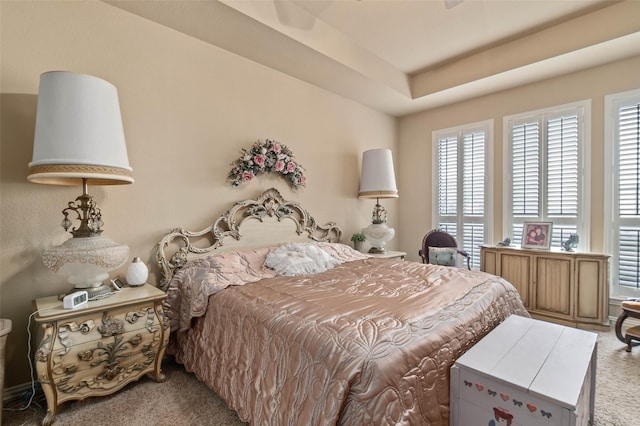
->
358;149;398;199
29;71;133;186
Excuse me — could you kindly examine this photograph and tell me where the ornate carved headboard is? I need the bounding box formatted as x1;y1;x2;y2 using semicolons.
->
155;188;342;291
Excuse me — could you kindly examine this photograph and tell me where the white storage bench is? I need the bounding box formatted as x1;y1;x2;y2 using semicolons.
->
451;315;597;426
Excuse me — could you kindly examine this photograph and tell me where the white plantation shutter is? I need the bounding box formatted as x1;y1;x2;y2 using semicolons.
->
619;227;640;289
546;114;580;248
463;132;485;216
463;223;485;269
511;121;539;217
506;102;587;248
619;103;640;218
438;136;457;217
434;121;491;269
547;115;579;217
439;222;457;239
616;100;640;290
551;225;578;249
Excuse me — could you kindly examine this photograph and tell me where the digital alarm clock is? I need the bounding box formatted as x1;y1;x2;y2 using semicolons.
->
63;290;89;309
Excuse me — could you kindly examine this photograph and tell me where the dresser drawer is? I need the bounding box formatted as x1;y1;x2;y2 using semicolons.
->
49;326;164;401
51;302;163;351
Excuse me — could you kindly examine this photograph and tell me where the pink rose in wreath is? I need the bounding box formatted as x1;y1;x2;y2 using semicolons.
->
242;170;254;182
271;142;282;154
253;154;266;167
275;160;285;172
286;161;296;173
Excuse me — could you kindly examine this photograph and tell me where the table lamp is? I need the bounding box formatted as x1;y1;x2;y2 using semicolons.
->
358;149;398;253
28;71;133;298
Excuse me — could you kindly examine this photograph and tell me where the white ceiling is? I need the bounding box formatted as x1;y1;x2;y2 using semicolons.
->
245;0;608;74
107;0;640;116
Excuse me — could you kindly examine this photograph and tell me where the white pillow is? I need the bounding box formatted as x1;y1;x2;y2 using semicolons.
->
265;243;341;276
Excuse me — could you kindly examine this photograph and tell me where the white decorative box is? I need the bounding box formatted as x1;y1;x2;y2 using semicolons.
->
451;315;597;426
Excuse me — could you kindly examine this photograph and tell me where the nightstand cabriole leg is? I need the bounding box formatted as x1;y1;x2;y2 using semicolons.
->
42;412;55;426
35;322;58;426
148;301;169;383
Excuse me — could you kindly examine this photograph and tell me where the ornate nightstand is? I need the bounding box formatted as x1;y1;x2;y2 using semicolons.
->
33;284;169;426
368;250;407;260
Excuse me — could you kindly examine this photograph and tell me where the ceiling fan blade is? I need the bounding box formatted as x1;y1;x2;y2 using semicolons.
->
274;0;316;30
444;0;464;10
274;0;332;30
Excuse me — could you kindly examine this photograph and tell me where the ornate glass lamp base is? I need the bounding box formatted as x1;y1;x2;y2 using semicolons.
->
81;283;114;300
60;282;114;301
43;235;129;299
362;223;395;254
368;246;387;254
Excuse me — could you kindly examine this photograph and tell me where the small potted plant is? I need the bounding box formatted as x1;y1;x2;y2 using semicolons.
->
351;232;366;252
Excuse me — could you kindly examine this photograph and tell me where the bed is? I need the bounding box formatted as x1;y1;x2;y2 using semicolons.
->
155;188;528;425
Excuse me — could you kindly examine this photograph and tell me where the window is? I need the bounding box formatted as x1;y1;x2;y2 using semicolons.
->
433;120;492;269
605;89;640;298
503;101;590;249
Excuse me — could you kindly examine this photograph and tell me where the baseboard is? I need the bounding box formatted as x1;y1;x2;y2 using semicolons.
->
2;381;41;405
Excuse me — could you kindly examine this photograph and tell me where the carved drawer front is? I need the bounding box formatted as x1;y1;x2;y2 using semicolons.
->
51;302;162;351
49;325;163;401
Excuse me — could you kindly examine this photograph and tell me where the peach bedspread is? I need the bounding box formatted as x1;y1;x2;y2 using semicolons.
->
165;251;528;425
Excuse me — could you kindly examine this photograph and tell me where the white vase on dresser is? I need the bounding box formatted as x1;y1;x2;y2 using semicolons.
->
126;256;148;286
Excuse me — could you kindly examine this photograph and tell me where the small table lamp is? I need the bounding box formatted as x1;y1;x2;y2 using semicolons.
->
29;71;134;298
358;149;398;253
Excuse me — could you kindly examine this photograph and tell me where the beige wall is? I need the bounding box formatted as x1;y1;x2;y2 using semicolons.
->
398;56;640;263
0;1;396;388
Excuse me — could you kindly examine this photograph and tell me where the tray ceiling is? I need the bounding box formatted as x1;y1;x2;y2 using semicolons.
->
106;0;640;116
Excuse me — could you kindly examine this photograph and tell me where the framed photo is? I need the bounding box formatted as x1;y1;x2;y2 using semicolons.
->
521;221;553;250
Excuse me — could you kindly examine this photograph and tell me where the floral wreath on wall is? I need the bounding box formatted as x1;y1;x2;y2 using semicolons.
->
228;139;307;190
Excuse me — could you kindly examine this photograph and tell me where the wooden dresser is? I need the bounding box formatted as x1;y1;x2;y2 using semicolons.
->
480;245;609;329
33;284;169;425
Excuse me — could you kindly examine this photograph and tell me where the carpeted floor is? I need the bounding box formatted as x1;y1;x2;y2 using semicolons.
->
3;327;639;425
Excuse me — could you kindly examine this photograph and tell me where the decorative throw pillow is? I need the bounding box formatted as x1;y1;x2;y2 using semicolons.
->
265;243;341;276
428;247;457;266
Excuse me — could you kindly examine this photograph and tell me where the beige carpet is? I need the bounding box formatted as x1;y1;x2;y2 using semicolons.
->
4;327;639;425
